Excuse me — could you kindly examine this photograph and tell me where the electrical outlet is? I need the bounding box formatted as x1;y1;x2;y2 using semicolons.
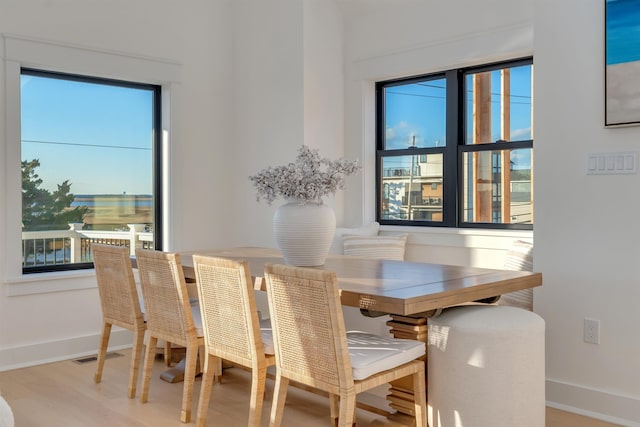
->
584;318;600;344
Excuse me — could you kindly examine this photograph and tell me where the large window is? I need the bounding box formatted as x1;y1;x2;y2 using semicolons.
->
20;69;163;273
376;58;533;229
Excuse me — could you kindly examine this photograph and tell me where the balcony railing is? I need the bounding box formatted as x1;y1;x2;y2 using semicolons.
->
22;223;153;268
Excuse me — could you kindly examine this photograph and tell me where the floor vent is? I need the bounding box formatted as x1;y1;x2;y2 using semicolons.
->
73;352;123;365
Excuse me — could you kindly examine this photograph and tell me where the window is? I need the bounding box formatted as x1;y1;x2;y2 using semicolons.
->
376;58;533;229
20;69;163;273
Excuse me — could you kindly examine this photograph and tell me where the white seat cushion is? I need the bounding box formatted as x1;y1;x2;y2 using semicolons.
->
259;317;275;355
346;331;425;380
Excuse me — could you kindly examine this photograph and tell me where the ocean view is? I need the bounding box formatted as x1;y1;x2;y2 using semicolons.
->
71;194;153;208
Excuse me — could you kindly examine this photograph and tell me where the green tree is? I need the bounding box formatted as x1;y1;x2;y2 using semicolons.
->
21;159;87;231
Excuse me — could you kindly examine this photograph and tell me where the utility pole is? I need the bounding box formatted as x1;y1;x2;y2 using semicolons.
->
407;134;416;220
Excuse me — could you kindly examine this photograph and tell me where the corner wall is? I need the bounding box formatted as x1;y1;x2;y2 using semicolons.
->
343;0;639;425
535;0;640;424
0;0;236;370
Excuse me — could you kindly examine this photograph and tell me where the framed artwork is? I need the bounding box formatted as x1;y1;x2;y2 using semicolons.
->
605;0;640;126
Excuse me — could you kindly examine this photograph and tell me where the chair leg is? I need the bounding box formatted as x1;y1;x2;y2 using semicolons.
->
338;391;356;427
140;336;158;404
329;393;339;427
412;369;428;427
213;356;222;383
248;365;268;427
164;341;172;366
195;353;216;427
197;345;206;376
180;343;199;423
127;326;146;398
94;322;112;383
268;374;289;427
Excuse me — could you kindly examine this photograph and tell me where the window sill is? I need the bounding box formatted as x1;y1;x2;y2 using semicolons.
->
4;269;97;297
379;225;533;250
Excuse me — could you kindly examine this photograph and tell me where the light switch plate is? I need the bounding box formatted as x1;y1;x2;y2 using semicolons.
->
587;151;637;175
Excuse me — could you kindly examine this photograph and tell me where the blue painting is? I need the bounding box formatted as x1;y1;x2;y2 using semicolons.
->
606;0;640;126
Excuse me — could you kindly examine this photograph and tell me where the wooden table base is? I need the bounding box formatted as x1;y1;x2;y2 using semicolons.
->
386;314;429;421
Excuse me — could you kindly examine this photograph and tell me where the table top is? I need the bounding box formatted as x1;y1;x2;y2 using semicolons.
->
178;247;542;317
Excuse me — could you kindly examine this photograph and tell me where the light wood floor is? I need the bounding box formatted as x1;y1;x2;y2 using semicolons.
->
0;349;623;427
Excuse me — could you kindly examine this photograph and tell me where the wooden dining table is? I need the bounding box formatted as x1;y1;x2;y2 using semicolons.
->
177;246;542;421
179;246;542;317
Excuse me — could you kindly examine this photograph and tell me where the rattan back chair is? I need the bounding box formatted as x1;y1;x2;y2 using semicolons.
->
264;263;427;427
92;243;145;398
135;249;204;423
192;255;275;427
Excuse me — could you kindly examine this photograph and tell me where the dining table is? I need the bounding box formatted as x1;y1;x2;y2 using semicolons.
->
176;246;543;422
179;246;541;316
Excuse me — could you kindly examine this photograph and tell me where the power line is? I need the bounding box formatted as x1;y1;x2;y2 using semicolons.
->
387;89;531;105
21;139;151;151
414;78;533;99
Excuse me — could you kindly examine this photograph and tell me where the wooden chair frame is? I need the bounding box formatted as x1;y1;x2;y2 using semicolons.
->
264;263;427;427
136;249;204;423
192;255;275;427
92;243;145;399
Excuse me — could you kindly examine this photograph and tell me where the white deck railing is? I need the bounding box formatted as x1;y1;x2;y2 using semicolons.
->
22;223;153;267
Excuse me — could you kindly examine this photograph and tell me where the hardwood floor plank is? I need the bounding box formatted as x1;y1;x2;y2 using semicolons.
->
0;349;624;427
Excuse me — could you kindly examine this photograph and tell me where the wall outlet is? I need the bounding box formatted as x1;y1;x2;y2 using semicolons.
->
584;318;600;344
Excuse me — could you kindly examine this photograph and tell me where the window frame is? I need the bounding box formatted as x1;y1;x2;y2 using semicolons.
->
2;34;179;282
20;68;164;274
375;57;533;230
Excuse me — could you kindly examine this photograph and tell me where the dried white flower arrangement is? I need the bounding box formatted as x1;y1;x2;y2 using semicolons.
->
249;145;359;205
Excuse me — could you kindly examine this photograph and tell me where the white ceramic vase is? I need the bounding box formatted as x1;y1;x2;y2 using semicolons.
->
273;199;336;266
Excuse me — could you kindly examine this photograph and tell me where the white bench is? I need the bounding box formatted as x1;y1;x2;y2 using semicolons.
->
0;395;14;427
427;305;545;427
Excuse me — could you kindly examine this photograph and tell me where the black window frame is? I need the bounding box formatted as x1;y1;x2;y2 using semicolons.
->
375;57;533;230
21;68;164;274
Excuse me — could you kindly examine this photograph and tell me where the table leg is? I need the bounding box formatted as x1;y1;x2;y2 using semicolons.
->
160;358;187;383
386;314;429;423
160;352;222;384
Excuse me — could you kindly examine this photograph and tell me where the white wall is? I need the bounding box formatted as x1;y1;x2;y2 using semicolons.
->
342;0;640;425
230;0;349;323
231;0;304;248
535;0;640;424
231;0;346;249
0;0;236;369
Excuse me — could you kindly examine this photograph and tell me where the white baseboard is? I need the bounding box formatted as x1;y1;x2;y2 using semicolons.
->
3;334;639;427
0;329;133;372
546;378;640;427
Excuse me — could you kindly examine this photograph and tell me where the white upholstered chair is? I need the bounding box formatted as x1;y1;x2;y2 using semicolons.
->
428;305;545;427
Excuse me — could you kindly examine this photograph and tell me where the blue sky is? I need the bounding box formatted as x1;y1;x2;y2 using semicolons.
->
20;73;154;195
384;64;533;169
